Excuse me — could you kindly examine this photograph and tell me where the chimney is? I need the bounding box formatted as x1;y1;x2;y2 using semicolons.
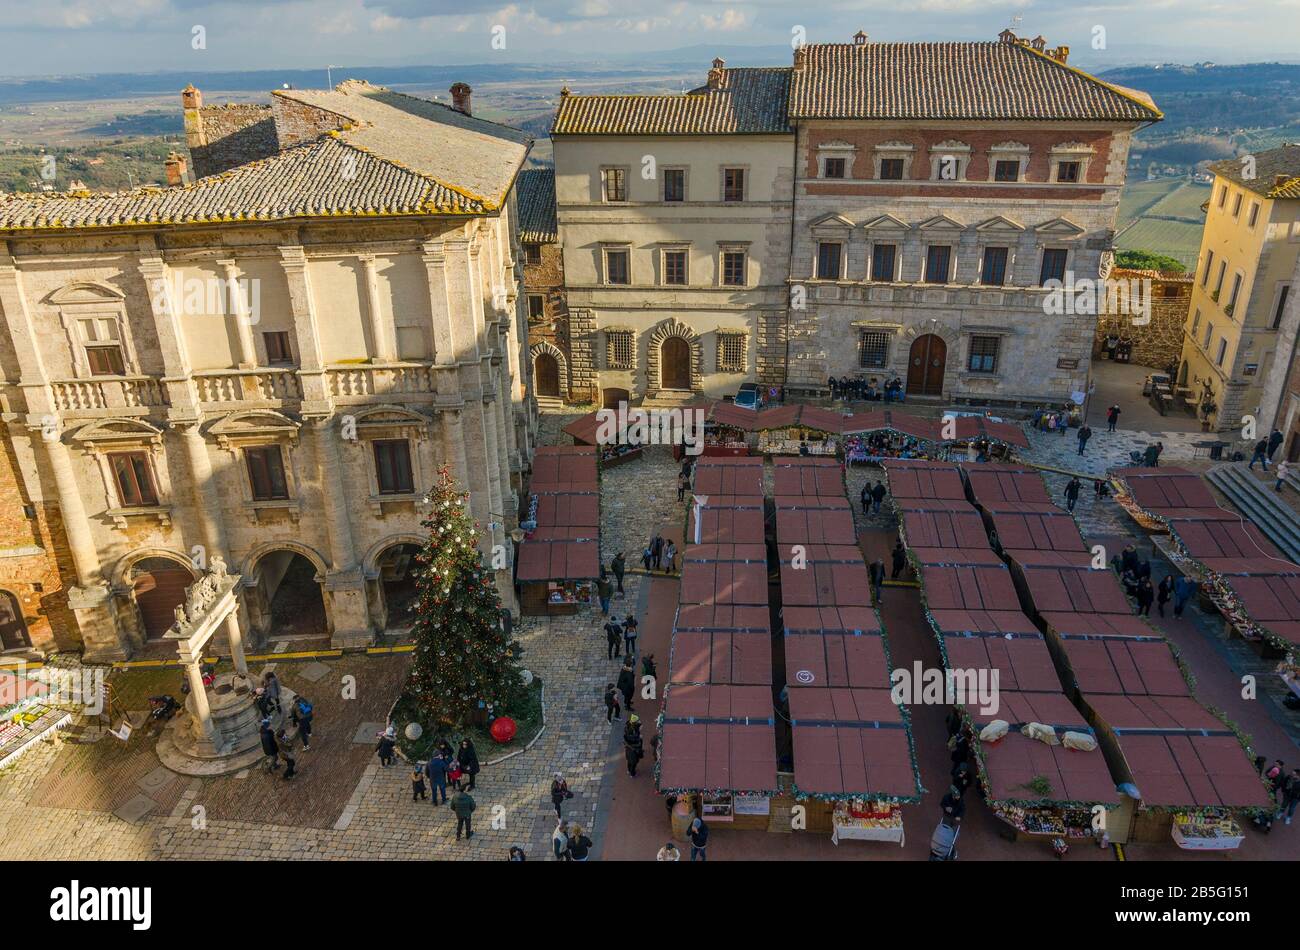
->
1031;35;1047;51
998;28;1017;44
1051;45;1070;64
793;46;808;69
449;82;472;116
164;152;187;187
853;30;868;45
181;83;206;149
1277;174;1294;189
708;57;725;89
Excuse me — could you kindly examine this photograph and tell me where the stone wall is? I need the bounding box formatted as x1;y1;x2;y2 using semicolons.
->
1093;269;1191;371
522;242;587;401
185;101;277;179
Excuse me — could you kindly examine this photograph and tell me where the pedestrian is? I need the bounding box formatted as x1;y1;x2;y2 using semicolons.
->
617;660;636;712
259;718;280;771
677;472;688;502
376;729;396;767
1135;577;1154;616
951;761;974;796
1064;476;1081;513
261;670;282;715
552;819;570;860
1153;441;1164;466
663;539;677;574
657;842;681;861
1106;405;1120;433
1093;478;1110;501
566;824;594;861
450;787;476;840
1172;575;1197;617
1249;437;1270;471
277;728;297;780
1156;574;1173;617
623;614;639;656
687;817;709;861
604;616;623;660
641;652;656;679
624;716;644;777
651;534;664;571
425;750;449;804
457;738;479;792
1277;460;1291;493
604;683;622;723
1077;424;1093;456
891;540;908;580
650;731;661;763
550;772;572;818
1281;769;1300;825
596;575;614;616
1268;428;1285;462
641;545;653;572
611;552;626;595
860;483;871;516
1142;442;1160;467
1267;760;1286;812
290;695;313;749
412;765;427;801
869;559;885;605
508;846;527;862
949;731;970;768
941;786;966;823
871;481;887;514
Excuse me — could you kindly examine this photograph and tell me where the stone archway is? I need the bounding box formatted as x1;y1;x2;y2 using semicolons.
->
646;319;702;395
530;341;568;399
241;542;330;641
112;549;198;644
897;322;958;398
362;534;427;632
0;590;31;652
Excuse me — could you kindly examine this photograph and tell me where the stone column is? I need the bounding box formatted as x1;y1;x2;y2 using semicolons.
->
280;245;331;413
311;418;369;646
219;259;258;368
185;660;217;751
224;611;248;678
359;254;395;362
178;422;226;559
40;429;99;588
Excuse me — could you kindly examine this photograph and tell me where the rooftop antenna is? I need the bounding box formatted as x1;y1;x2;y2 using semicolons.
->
1009;13;1023;29
326;64;337;89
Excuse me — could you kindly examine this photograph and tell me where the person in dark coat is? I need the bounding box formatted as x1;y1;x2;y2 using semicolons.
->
604;683;621;723
860;483;871;515
1106;405;1120;432
1249;437;1270;471
611;553;626;595
604;617;623;660
277;728;297;779
623;718;645;777
941;786;966;822
1064;476;1081;513
949;732;969;767
891;540;908;580
622;614;639;656
450;788;476;840
616;661;636;713
376;730;396;767
1135;577;1155;616
566;825;594;861
687;818;709;861
1156;575;1174;617
457;738;480;791
641;653;657;680
260;719;280;771
869;559;885;605
425;752;449;804
1077;424;1093;456
290;696;313;750
951;762;973;796
870;481;887;514
650;535;664;571
1268;428;1285;462
1094;478;1110;501
1173;575;1198;617
550;772;572;818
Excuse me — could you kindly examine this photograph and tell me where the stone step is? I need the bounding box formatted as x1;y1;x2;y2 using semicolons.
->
1206;463;1300;564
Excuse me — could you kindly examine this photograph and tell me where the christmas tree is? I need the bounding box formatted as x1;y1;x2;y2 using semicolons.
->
405;467;523;729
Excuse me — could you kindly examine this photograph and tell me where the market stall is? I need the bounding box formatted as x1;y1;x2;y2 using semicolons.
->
686;495;765;545
669;603;772;686
774;496;858;546
755;405;843;456
561;411;644;466
880;458;968;503
697;401;760;457
772;456;844;496
515;536;599;615
690;456;764;497
0;686;72;769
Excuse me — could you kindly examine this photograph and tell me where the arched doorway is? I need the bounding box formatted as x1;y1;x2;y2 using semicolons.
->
131;557;196;641
0;591;31;651
251;550;327;638
661;336;692;390
377;543;422;629
907;334;947;396
535;352;560;397
602;387;630;410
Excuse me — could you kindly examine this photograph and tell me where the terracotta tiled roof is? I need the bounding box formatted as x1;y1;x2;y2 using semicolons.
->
1209;144;1300;199
787;42;1161;122
551;67;792;136
0;80;532;232
516;168;557;243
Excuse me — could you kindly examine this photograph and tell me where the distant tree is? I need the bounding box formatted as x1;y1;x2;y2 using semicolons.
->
1115;249;1187;274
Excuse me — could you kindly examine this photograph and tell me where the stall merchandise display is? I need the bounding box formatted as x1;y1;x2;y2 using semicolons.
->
0;704;73;770
547;581;593;606
1171;813;1244;850
600;443;642;466
760;432;839;456
830;800;905;846
994;804;1094;839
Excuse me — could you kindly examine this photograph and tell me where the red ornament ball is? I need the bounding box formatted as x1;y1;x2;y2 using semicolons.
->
489;716;517;744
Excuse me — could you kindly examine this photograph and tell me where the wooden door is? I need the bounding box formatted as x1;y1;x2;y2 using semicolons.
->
907;334;946;396
0;592;29;651
133;562;193;640
535;353;560;397
661;337;691;390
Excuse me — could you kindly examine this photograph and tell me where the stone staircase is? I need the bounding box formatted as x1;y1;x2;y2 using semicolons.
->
534;395;564;412
1205;463;1300;564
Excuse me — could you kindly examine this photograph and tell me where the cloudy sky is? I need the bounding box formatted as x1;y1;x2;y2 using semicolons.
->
0;0;1295;76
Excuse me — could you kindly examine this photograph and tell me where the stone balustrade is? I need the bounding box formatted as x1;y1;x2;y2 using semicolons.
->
50;376;171;413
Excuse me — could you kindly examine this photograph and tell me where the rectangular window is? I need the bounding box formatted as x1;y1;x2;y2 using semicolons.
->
263;331;292;364
1040;247;1068;284
968;336;1000;373
604;248;630;285
109;452;158;507
980;247;1009;285
816;242;843;280
1056;161;1080;183
245;445;289;501
721;251;747;286
993;159;1020;182
1191;308;1201;336
1217;185;1227;208
373;440;414;495
1214;260;1226;297
663;250;688;286
924;245;952;284
524;243;542;265
823;157;846;179
879;158;905;180
1227;273;1243;312
86;345;126;376
1202;250;1214;287
722;168;745;202
663;168;685;202
1248;202;1260;228
859;330;890;369
1204;321;1214;348
1232;193;1243;218
606;330;634;370
716;335;745;372
1275;286;1291;330
601;167;626;202
527;294;545;321
870;243;897;282
1216;338;1228;367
